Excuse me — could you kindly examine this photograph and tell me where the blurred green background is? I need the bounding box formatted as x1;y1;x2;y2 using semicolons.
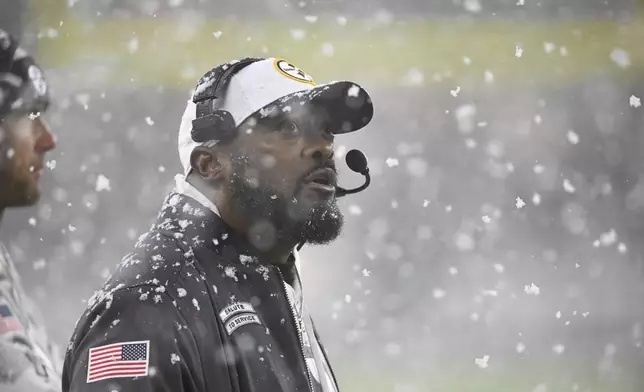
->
3;1;644;391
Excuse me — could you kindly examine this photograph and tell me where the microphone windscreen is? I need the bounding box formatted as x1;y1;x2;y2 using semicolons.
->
345;149;368;174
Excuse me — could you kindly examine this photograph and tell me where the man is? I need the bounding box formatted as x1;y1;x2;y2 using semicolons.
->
0;29;61;391
63;57;373;392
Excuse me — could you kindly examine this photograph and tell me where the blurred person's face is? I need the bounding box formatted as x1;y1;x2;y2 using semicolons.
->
0;112;56;208
194;105;344;250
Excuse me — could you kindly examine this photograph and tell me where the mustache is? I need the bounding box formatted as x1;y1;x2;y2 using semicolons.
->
302;160;338;179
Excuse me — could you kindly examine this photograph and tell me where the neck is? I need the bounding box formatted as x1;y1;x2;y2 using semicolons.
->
186;175;295;264
245;220;297;264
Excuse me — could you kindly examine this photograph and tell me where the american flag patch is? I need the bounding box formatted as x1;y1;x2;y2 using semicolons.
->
0;304;23;335
86;340;150;383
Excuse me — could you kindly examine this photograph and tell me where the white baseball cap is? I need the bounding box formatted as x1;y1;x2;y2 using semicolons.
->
178;57;373;176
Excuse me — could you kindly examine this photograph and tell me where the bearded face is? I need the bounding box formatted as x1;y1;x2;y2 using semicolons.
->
0;114;55;209
226;148;343;251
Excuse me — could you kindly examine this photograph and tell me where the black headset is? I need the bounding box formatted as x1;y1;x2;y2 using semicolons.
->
190;57;264;144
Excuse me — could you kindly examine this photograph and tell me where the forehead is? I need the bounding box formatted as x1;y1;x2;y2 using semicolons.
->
1;111;46;135
247;104;332;132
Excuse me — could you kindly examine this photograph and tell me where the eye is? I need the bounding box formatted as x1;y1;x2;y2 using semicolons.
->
321;126;335;142
279;121;300;135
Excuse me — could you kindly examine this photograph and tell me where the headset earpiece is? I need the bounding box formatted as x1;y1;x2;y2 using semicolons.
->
190;58;263;144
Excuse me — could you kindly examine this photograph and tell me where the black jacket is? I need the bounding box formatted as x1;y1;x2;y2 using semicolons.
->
62;191;339;392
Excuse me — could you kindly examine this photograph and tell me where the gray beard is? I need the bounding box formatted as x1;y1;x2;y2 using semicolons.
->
228;165;344;251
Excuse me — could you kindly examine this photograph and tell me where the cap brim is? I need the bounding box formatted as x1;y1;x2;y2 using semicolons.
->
251;81;374;134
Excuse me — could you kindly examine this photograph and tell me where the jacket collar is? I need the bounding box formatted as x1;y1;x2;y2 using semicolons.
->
157;174;301;270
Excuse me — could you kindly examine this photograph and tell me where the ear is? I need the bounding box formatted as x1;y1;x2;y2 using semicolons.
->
190;145;228;182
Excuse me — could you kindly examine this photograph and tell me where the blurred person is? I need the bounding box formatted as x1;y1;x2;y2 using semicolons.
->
0;29;61;391
63;57;373;392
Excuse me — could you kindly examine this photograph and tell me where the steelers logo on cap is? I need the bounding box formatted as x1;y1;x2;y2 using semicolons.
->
274;58;315;85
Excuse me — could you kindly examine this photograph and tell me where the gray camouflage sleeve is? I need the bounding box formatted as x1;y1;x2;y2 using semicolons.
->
0;243;61;392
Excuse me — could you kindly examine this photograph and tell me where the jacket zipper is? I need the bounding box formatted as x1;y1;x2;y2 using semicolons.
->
311;320;340;392
277;268;315;392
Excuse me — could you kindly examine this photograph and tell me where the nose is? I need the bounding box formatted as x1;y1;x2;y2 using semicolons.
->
35;120;56;153
302;138;334;162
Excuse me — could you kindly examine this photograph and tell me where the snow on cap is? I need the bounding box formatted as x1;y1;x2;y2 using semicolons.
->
0;29;50;118
178;57;373;176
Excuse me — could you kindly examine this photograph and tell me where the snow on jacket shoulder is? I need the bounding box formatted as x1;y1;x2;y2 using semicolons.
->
63;191;337;392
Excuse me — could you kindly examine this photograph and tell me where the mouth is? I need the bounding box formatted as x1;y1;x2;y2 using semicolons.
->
303;167;338;194
30;165;43;179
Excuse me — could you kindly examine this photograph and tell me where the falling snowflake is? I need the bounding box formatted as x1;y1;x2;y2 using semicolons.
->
483;70;495;84
562;179;576;193
454;232;475;251
405;68;424;86
524;282;540;295
127;37;139;54
432;288;446;299
566;130;579;144
610;48;630;68
464;0;482;12
474;355;489;368
385;158;399;167
213;31;223;39
618;243;628;253
630;95;641;108
170;353;181;364
289;29;306;41
96;174;111;192
321;43;334;57
33;259;46;270
598;229;617;246
515;197;526;209
515;45;523;57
